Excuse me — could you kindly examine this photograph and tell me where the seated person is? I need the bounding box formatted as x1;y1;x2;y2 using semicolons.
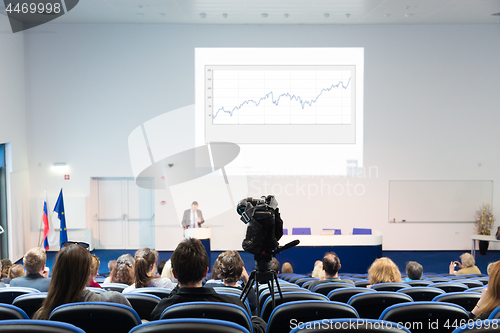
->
1;258;12;279
157;259;166;277
281;262;293;274
367;257;402;288
34;243;130;319
150;238;266;333
88;255;101;288
123;248;173;292
449;253;481;275
271;257;280;274
308;252;354;291
205;250;257;313
311;262;325;280
160;259;177;283
10;247;51;291
404;261;423;281
0;261;5;288
7;264;25;282
470;261;500;319
105;254;134;285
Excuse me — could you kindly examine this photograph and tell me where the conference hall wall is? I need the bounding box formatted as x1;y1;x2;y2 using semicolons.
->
14;22;500;257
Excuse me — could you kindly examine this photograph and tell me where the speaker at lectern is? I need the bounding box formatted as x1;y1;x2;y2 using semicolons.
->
184;228;211;268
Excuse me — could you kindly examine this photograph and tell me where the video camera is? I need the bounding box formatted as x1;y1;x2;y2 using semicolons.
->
237;195;283;255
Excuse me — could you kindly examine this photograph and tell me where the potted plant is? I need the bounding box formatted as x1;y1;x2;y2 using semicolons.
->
475;203;495;255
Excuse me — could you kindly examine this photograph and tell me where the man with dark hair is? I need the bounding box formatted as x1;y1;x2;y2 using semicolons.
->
150;238;266;333
10;247;51;291
405;261;423;280
308;252;354;291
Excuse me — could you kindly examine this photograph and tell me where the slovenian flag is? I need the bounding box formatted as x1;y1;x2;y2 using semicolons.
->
42;191;50;250
54;189;68;246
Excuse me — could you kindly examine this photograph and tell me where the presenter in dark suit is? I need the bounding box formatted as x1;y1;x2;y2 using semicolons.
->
181;201;205;229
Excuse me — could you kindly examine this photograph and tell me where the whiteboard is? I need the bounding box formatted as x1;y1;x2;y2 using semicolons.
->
388;180;493;223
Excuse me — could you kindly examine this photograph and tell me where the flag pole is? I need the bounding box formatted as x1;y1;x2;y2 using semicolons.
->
38;189;47;247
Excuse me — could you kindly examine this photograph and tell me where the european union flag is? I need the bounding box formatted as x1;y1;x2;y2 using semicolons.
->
54;189;68;246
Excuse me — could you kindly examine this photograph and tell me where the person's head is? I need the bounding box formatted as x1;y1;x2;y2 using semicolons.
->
314;260;322;267
487;262;495;275
460;253;475;268
90;255;100;280
271;257;280;274
322;252;341;277
8;264;25;279
191;201;199;211
368;257;402;284
311;262;324;279
110;254;134;285
161;259;177;283
171;238;209;286
108;260;117;273
211;255;222;280
157;260;166;276
34;244;91;320
1;258;12;278
134;248;158;288
405;261;423;280
282;262;293;274
218;251;244;285
476;261;500;316
23;247;47;274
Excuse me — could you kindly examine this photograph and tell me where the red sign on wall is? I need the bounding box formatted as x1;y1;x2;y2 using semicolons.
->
64;175;70;180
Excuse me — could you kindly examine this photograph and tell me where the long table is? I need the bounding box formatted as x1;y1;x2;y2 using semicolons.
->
274;231;383;274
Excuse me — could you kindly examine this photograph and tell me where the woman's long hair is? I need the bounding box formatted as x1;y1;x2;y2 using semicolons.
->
110;254;134;285
134;248;157;288
368;257;402;285
476;261;500;316
33;244;91;320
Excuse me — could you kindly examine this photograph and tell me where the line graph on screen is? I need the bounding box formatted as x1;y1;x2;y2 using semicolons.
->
206;65;355;125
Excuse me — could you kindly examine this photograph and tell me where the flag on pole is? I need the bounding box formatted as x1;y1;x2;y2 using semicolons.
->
54;189;68;246
42;190;50;250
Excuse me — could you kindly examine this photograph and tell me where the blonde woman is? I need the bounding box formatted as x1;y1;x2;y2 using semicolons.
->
449;253;481;275
367;257;402;288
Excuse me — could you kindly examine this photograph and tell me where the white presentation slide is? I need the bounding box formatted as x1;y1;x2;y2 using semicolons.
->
195;48;364;175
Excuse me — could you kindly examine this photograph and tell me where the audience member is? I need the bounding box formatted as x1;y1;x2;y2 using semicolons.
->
470;261;500;320
271;257;280;274
281;262;293;273
33;244;130;320
487;262;496;275
0;261;5;288
123;248;173;292
1;258;12;278
311;262;325;279
367;257;402;287
8;264;25;280
105;254;134;285
160;259;177;283
308;252;354;291
449;253;481;275
405;261;423;281
157;259;166;276
150;238;266;333
205;255;222;284
10;247;51;291
88;254;101;288
108;260;117;275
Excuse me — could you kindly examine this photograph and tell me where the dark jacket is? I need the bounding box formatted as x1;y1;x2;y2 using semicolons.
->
10;273;51;292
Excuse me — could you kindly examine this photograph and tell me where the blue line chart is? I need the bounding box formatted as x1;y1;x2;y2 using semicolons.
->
212;77;351;119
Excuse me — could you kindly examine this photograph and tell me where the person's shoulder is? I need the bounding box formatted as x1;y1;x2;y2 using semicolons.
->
9;276;28;285
150;278;173;289
100;291;131;306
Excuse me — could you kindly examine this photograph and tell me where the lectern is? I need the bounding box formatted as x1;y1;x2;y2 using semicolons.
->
184;228;212;267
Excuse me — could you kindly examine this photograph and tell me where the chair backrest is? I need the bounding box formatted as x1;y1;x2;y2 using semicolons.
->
160;302;252;332
454;279;484;289
292;228;311;235
213;287;243;296
100;283;130;292
126;287;172;299
123;293;161;320
0;287;40;304
466;287;484;293
85;287;108;294
432;292;481;312
488;306;500;319
0;319;86;333
452;319;500;332
380;302;469;333
289;319;412;333
312;282;354;296
354;280;371;288
289;275;307;284
327;287;376;303
370;283;411;292
425;277;452;283
94;276;106;284
12;293;48;318
261;291;329;322
295;278;317;287
0;303;29;319
302;281;315;289
49;302;141;333
398;287;445;302
267;301;359;333
428;282;469;293
129;318;251;333
405;280;433;287
259;287;309;305
352;228;371;235
347;292;413;319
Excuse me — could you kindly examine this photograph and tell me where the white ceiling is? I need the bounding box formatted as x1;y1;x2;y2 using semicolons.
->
1;0;500;25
